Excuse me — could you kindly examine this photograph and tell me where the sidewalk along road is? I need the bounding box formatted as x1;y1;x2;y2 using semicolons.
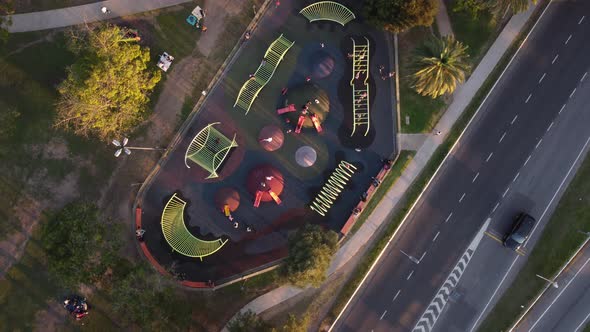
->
330;1;590;331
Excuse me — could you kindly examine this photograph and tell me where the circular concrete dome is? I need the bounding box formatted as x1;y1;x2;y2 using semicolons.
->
258;125;284;152
295;146;317;167
310;50;335;79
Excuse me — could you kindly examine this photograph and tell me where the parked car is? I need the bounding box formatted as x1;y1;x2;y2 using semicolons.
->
503;213;536;251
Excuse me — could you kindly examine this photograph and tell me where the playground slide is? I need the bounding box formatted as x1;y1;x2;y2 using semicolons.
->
310;114;323;133
277;104;296;114
253;191;263;208
269;191;282;205
295;115;306;134
223;205;230;217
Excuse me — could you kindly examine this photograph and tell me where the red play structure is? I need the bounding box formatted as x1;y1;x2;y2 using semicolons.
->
277;104;296;114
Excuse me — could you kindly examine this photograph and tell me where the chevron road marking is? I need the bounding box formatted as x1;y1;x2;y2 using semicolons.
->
411;218;492;332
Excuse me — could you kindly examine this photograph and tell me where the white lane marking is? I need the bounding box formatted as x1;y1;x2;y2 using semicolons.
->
407;270;414;280
529;256;590;331
492;202;500;213
538;73;546;84
433;232;440;242
524;155;532;166
525;94;532;103
472;172;479;183
581;72;588;82
535;139;542;149
445;212;453;223
579;15;585;25
392;290;401;302
499;132;507;143
513;172;520;183
502;187;510;198
380;310;388;320
574;309;590;332
547;122;554;132
552;54;559;64
570;88;577;98
470;135;590;332
559;104;566;114
486;152;493;162
420;251;427;261
459;193;466;202
511;114;519;124
565;34;572;44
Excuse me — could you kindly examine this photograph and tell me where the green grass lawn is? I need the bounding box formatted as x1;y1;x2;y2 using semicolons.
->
446;0;497;62
479;154;590;331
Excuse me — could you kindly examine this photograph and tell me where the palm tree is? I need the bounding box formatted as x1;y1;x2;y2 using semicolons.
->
487;0;537;21
410;36;470;98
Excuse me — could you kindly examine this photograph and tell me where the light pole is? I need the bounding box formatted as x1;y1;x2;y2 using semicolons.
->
536;274;558;288
112;138;165;157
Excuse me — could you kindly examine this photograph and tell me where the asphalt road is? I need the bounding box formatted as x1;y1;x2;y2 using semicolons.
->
514;243;590;332
331;1;590;331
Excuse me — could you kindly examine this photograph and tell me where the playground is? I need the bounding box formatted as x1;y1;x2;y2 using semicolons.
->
138;0;397;285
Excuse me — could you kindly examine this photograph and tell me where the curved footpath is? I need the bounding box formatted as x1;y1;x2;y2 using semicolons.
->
223;3;539;330
2;0;191;33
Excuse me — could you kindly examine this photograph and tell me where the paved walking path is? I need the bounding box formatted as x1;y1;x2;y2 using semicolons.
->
399;133;429;151
2;0;191;33
224;3;538;329
436;0;454;37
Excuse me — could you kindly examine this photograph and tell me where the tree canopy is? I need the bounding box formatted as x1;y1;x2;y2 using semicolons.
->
227;310;273;332
56;24;161;141
282;224;339;288
363;0;439;33
40;201;120;287
410;36;470;98
453;0;537;20
0;0;13;43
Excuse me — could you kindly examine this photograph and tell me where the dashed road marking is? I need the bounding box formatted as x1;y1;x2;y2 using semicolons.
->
420;251;427;261
525;94;532;103
499;132;507;143
492;202;500;213
565;34;572;44
535;139;542;149
486;152;493;162
472;172;479;183
547;122;554;132
380;310;388;320
579;16;585;25
459;193;466;202
538;73;546;83
407;270;414;280
511;114;518;124
445;212;453;223
502;187;510;198
524;155;532;166
559;104;566;114
581;72;588;82
393;290;401;302
570;88;577;98
552;54;559;64
513;172;520;183
433;232;440;242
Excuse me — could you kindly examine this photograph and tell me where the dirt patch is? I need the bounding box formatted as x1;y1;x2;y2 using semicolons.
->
197;0;244;57
33;299;68;332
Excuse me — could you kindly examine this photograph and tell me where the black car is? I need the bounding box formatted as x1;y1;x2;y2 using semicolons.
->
503;213;536;251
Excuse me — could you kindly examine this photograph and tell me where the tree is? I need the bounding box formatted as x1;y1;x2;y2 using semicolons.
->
278;313;310;332
56;24;161;141
453;0;491;19
0;0;13;44
410;36;470;98
363;0;439;33
40;202;121;287
282;224;339;288
487;0;537;20
227;310;273;332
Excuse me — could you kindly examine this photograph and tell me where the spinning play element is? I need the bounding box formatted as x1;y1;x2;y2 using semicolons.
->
184;122;238;179
234;34;295;114
310;160;357;216
161;193;228;260
247;165;284;208
295;146;317;167
299;1;356;26
310;51;335;79
258;125;284;151
350;36;371;136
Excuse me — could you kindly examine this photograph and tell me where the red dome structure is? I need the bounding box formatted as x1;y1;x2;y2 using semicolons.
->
246;164;284;206
214;187;240;212
258;125;284;152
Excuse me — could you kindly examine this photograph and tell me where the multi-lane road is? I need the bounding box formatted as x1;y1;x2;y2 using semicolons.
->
331;1;590;331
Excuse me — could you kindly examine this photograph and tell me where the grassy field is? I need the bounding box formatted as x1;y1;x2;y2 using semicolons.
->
446;0;497;61
479;153;590;331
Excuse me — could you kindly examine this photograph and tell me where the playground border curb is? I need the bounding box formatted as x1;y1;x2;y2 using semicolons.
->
133;0;274;289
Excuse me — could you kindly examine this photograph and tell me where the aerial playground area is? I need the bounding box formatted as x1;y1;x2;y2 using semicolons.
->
136;0;397;286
